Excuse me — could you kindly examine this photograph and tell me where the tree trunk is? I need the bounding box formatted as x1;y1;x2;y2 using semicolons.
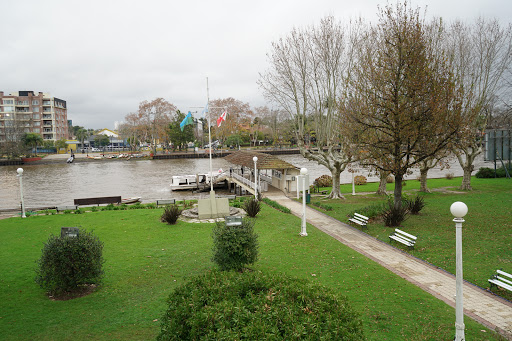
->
419;168;430;193
328;166;345;199
460;165;474;190
394;173;403;209
376;171;388;195
455;146;480;191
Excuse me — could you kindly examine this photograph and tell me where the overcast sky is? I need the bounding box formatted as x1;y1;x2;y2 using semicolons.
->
1;0;510;129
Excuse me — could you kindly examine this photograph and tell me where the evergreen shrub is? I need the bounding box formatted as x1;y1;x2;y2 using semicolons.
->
35;229;104;295
157;270;365;341
476;166;511;178
382;201;409;227
314;174;332;187
406;195;426;215
243;198;261;217
212;218;258;271
354;175;367;185
161;204;182;225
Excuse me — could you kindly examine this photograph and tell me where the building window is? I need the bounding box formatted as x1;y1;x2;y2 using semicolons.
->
32;100;39;105
33;106;39;112
34;128;40;133
33;113;40;119
2;99;13;105
4;106;14;112
34;121;40;126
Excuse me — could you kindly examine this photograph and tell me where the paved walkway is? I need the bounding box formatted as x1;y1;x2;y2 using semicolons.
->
265;191;512;339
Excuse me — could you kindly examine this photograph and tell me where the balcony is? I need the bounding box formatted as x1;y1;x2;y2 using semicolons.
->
43;114;52;119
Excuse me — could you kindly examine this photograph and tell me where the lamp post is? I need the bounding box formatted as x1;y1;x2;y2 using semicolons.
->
450;201;468;341
253;156;258;199
17;168;26;218
300;167;308;236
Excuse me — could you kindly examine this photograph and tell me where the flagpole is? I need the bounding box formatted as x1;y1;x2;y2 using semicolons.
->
206;77;213;192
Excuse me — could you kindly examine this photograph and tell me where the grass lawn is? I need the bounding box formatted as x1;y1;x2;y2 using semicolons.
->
0;194;508;340
312;176;512;303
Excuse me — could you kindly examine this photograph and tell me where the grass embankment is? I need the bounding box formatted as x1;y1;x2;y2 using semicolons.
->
313;176;512;302
0;188;507;340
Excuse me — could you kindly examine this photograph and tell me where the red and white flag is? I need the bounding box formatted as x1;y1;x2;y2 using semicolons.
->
217;110;227;127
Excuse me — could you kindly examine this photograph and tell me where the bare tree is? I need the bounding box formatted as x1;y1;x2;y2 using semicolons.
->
259;16;355;199
344;3;464;209
138;98;177;152
446;18;512;190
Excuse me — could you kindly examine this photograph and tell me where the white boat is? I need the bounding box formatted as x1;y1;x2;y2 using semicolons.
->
170;170;226;191
121;196;141;204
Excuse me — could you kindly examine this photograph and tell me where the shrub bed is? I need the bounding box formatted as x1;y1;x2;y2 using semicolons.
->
158;270;365;340
262;197;291;214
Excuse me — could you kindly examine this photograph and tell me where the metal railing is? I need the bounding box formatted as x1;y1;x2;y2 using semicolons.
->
231;173;267;192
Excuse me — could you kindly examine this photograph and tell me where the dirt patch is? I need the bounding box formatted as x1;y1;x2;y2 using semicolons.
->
48;284;98;301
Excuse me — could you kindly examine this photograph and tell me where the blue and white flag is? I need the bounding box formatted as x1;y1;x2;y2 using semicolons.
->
180;111;194;131
201;103;209;117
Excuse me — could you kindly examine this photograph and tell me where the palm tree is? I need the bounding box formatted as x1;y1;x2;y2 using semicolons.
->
75;128;90;151
21;133;43;155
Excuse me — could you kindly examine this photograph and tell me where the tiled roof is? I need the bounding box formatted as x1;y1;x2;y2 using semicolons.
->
224;151;298;170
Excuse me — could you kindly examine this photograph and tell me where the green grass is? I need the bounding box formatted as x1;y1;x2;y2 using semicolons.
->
0;197;507;340
312;176;512;302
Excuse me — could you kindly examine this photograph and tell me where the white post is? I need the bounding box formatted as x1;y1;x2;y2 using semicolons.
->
17;168;26;218
300;168;308;236
352;172;356;195
450;201;468;341
253;156;258;199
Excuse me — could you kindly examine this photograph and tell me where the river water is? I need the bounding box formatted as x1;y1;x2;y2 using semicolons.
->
0;153;493;210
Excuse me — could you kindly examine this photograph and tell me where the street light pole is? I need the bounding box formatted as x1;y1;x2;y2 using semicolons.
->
300;167;308;236
17;168;26;218
253;156;258;199
450;201;468;341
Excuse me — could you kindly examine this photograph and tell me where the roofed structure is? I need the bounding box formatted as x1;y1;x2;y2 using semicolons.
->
224;151;297;170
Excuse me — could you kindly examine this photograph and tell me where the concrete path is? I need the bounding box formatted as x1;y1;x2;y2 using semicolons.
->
265;192;512;339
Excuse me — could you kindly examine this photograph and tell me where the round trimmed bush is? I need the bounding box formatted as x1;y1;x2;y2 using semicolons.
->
157;270;365;340
354;175;367;185
314;174;332;188
35;229;104;296
212;218;258;271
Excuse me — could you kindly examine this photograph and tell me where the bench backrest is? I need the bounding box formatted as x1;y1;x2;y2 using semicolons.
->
395;228;417;240
74;196;122;206
497;270;512;284
354;213;369;221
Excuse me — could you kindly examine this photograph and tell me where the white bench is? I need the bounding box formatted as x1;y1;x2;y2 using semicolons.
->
56;205;78;213
156;199;176;206
348;213;369;228
489;270;512;293
389;229;417;249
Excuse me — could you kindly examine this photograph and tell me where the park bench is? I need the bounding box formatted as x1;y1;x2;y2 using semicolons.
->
56;205;78;213
156;199;176;206
74;196;121;206
389;228;417;249
348;213;369;228
220;195;236;200
488;269;512;293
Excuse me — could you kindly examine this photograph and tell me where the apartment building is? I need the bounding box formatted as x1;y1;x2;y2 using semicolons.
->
0;91;68;142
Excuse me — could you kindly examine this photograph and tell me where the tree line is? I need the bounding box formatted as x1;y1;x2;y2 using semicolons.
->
258;1;512;207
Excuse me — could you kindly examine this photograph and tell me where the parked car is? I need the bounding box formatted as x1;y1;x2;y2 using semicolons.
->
91;147;101;152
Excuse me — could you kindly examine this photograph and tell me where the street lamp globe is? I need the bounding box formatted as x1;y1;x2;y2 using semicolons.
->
17;168;23;176
253;156;258;163
450;201;468;218
300;167;308;176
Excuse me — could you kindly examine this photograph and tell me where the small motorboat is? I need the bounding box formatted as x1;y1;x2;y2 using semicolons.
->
121;197;141;204
170;170;226;191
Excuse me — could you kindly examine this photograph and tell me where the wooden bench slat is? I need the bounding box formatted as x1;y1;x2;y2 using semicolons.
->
348;212;369;228
389;228;417;249
157;199;176;206
74;196;121;206
395;228;417;240
489;279;512;292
